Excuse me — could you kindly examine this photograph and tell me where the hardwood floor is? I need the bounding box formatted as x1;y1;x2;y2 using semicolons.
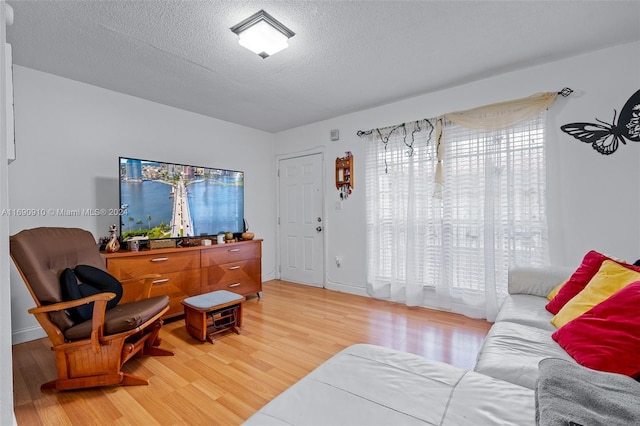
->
13;280;492;425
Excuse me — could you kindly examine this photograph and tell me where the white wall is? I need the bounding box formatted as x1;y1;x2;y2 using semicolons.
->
275;41;640;295
1;2;17;423
8;66;277;343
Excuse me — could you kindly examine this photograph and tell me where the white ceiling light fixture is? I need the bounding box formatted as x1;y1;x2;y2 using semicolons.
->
230;10;295;59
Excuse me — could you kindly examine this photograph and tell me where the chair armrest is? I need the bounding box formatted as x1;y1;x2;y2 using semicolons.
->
28;293;115;348
27;292;115;314
120;274;161;301
508;266;574;297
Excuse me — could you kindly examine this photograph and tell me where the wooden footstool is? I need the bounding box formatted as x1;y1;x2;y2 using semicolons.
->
182;290;245;344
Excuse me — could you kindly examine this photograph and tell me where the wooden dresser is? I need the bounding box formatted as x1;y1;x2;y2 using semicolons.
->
103;239;262;318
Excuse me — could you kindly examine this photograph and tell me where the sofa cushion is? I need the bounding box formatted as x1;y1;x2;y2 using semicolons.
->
495;294;556;331
546;250;639;314
545;250;608;314
550;260;640;328
508;266;574;297
244;344;535;426
545;280;565;300
536;358;640;426
552;281;640;377
63;295;169;340
474;321;574;389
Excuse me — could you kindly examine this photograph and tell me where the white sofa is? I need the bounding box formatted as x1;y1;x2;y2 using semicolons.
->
244;266;575;425
474;266;575;389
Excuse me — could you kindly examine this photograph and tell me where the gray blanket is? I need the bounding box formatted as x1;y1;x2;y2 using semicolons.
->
536;358;640;426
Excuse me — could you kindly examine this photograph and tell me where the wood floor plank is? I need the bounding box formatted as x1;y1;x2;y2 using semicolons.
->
13;403;43;426
55;388;123;425
13;280;492;425
102;385;160;426
124;382;186;425
32;394;74;426
171;383;241;424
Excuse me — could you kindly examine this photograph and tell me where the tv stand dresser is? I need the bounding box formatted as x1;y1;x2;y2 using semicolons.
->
103;239;262;318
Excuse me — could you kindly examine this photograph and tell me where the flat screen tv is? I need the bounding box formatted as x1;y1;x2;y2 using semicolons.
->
119;157;244;242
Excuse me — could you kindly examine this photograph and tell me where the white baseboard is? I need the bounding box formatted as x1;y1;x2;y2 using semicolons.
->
324;281;368;297
12;325;45;345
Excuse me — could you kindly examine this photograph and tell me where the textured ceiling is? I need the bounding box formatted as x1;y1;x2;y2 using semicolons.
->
6;1;640;133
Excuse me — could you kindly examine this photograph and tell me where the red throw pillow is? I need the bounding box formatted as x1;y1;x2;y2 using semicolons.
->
552;281;640;378
546;251;640;314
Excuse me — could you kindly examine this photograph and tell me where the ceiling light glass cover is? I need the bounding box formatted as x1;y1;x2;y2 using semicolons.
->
230;10;295;58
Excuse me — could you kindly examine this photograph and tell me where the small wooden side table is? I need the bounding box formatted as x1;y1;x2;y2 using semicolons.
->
182;290;245;344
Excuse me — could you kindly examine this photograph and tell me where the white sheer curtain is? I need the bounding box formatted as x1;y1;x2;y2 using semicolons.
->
364;120;441;305
364;94;553;320
434;114;549;320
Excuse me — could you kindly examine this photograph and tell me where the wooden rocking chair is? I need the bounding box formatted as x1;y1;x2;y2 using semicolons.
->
10;227;174;391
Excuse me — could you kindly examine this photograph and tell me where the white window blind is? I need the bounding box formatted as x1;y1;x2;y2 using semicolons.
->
440;113;548;297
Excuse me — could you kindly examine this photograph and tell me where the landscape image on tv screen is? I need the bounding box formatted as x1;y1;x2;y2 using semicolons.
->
119;157;244;241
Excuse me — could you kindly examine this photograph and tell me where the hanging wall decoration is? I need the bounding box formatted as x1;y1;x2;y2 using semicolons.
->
336;151;353;200
561;89;640;155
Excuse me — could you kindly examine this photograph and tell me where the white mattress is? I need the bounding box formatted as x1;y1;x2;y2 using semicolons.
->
244;344;535;425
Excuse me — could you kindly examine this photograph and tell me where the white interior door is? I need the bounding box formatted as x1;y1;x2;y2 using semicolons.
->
278;153;324;287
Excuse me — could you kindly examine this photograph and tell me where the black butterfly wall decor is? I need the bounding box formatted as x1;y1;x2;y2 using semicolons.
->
561;89;640;155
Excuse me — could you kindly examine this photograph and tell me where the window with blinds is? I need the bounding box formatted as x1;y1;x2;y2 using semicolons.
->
365;112;548;300
440;113;548;293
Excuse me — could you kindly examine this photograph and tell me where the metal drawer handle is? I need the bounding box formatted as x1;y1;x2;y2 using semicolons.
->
228;283;240;288
228;266;241;270
228;248;241;252
151;257;169;262
153;278;169;284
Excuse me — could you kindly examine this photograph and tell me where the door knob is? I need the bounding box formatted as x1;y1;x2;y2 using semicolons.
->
316;226;322;232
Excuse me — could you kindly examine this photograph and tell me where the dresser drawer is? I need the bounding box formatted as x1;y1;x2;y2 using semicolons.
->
201;277;260;295
202;258;260;283
148;269;202;317
107;250;200;279
201;242;261;266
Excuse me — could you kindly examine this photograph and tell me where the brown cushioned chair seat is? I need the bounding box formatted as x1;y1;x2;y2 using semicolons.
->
63;295;169;341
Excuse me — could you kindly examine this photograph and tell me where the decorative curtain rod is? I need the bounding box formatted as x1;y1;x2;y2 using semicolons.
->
356;120;432;138
357;119;435;173
558;87;573;97
357;87;573;136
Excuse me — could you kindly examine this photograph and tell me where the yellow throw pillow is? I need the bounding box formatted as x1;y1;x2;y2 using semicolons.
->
551;260;640;328
547;280;567;300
